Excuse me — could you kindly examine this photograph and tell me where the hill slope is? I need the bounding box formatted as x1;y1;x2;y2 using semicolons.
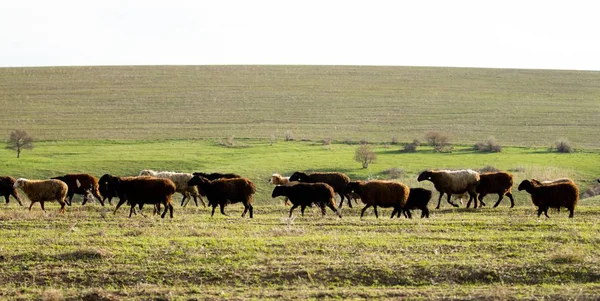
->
1;65;599;147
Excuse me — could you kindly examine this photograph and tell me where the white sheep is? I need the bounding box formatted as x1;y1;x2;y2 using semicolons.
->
13;178;69;213
139;170;205;207
417;169;480;209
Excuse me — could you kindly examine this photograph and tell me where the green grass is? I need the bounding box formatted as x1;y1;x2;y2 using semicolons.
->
1;202;599;300
1;66;599;147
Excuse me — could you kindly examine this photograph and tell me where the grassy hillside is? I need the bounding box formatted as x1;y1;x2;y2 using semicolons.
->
1;66;599;147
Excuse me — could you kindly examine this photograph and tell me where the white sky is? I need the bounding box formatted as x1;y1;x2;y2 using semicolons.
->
1;0;599;70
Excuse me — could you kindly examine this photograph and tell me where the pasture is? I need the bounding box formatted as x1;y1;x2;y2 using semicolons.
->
0;65;599;300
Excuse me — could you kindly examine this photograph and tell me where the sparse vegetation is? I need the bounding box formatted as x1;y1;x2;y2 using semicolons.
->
553;138;574;153
284;130;294;141
474;136;502;152
382;167;404;179
425;131;452;152
403;139;421;152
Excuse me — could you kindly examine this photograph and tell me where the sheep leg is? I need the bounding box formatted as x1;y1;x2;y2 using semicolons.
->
129;205;138;218
191;195;201;207
342;193;353;208
219;203;229;216
492;194;504;208
66;193;74;206
469;192;479;208
402;209;408;218
160;203;171;219
300;205;307;216
506;192;515;208
405;208;413;219
40;201;45;211
92;191;104;206
373;206;379;218
180;195;187;207
3;195;9;205
59;202;66;214
568;207;574;218
326;203;342;218
390;207;398;219
446;194;459;208
82;195;88;206
241;203;249;217
113;198;127;215
422;208;429;218
543;208;550;218
435;193;444;209
360;204;372;218
211;205;217;217
28;201;35;211
289;204;299;218
197;195;207;207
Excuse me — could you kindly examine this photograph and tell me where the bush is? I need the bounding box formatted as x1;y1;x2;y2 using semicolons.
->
474;136;502;153
479;165;500;173
354;144;377;169
425;131;452;152
382;167;404;179
322;138;332;146
403;139;421;152
553;139;573;153
391;136;399;145
284;130;294;141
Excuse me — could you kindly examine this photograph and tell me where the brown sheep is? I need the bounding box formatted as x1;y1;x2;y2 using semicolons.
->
52;174;104;206
289;171;352;208
13;179;69;213
344;180;410;219
518;179;579;218
272;183;341;218
0;176;22;206
417;170;480;209
188;176;256;218
472;172;515;208
107;175;176;218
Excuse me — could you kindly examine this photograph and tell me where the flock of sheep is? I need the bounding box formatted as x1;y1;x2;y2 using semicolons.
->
0;168;582;219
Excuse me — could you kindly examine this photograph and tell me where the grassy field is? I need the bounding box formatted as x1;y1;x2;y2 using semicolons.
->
0;65;599;300
0;66;599;147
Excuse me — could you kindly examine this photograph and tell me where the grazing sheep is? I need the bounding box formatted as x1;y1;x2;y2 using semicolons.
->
518;179;579;218
272;183;342;218
13;178;68;213
417;170;480;209
139;169;205;207
51;174;104;206
108;175;176;218
471;172;515;208
289;171;352;208
188;176;256;218
398;188;432;218
269;173;292;206
0;176;22;206
344;180;410;218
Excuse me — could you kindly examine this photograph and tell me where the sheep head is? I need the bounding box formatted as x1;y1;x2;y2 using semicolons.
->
271;185;286;198
517;180;533;192
417;171;432;182
139;169;156;176
289;172;307;182
344;181;363;195
13;178;27;189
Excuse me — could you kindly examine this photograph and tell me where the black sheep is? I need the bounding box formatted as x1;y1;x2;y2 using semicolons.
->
272;183;341;218
289;171;352;208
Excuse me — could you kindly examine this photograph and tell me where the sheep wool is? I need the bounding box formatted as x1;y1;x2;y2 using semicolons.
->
14;178;68;213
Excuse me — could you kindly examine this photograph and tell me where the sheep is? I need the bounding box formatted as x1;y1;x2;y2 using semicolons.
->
271;182;342;218
0;176;22;206
398;188;432;218
187;175;255;218
107;175;177;218
417;170;480;209
518;179;579;218
51;174;104;206
192;172;241;180
13;178;68;213
531;178;574;185
344;180;410;219
269;173;293;206
470;172;515;208
139;169;205;207
98;174;119;206
289;171;352;208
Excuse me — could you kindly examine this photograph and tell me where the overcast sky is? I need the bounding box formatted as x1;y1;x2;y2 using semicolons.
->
2;0;599;70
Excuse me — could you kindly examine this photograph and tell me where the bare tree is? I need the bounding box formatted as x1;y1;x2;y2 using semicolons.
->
354;144;377;168
425;131;452;152
6;130;34;158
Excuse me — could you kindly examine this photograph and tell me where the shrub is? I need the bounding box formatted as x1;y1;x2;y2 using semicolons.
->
382;167;404;179
354;144;377;168
322;138;332;146
284;130;294;141
479;165;500;173
553;139;573;153
425;131;452;152
391;136;399;145
359;138;369;145
403;139;421;152
474;136;502;153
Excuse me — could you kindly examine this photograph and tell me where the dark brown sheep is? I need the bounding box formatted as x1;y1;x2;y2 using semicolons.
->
192;172;241;180
397;188;432;218
51;174;104;206
344;180;409;218
272;183;341;218
518;179;579;218
98;174;119;206
471;172;515;208
0;176;22;206
289;171;352;208
108;175;176;218
188;176;256;218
